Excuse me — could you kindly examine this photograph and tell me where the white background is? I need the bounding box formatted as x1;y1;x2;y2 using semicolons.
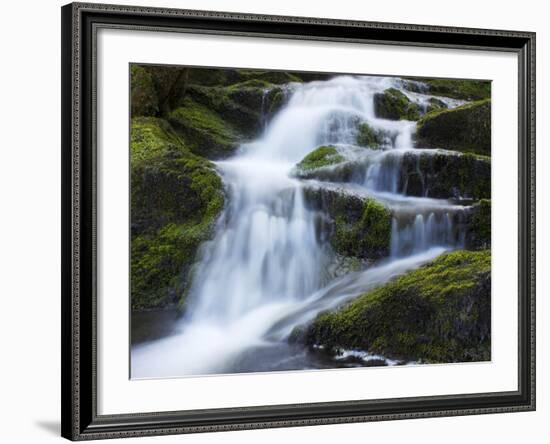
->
0;0;546;443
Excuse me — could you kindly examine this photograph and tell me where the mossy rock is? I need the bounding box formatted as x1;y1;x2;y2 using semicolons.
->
303;187;392;260
264;87;288;118
426;97;448;114
399;151;491;199
356;122;386;149
374;88;422;121
186;84;265;137
418;78;491;101
296;145;345;171
145;65;191;116
186;68;243;86
464;199;491;250
130;65;299;122
290;71;334;82
295;150;490;200
332;199;392;259
130;117;225;310
168;97;241;159
416;99;491;156
237;69;302;85
130;65;159;117
303;250;491;363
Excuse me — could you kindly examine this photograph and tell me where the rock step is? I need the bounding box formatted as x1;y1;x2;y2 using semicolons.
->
301;183;490;260
294;147;490;201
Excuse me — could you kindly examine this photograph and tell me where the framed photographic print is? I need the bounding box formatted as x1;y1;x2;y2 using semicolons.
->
61;2;536;440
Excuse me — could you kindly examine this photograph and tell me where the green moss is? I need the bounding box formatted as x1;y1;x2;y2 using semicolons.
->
305;250;491;363
226;79;273;90
143;65;191;116
426;97;447;114
401;151;491;199
130;65;159;117
169;97;240;159
265;87;287;117
356;122;385;148
237;69;302;84
466;199;491;250
296;145;345;171
332;199;392;259
186;68;242;86
130;117;225;310
420;78;491;101
302;187;392;260
374;88;421;121
131;221;213;310
186;85;264;138
416;99;491;156
130;117;184;167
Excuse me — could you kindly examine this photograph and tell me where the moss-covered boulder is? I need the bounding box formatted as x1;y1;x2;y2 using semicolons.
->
296;145;345;171
332;199;392;259
356;122;387;149
426;97;447;114
130;65;159;117
168;97;242;159
374;88;422;121
303;250;491;363
464;199;491;250
130;65;299;123
237;69;302;85
417;78;491;101
186;68;243;87
303;187;392;260
416;99;491;156
400;151;491;199
294;150;490;200
130;117;225;310
186;85;262;136
264;87;288;118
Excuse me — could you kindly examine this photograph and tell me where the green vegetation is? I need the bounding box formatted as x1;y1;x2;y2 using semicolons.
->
332;199;392;259
233;69;302;85
264;87;287;117
465;199;491;250
130;65;159;117
303;250;491;362
130;117;224;310
129;66;304;138
401;151;491;199
419;78;491;101
426;97;447;114
169;97;241;159
302;187;392;260
416;99;491;156
296;145;345;171
356;122;386;148
374;88;422;121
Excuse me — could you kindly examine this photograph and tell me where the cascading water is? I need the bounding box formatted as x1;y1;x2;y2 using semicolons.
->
132;76;469;378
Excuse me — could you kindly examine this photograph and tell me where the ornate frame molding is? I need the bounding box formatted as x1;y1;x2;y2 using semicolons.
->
61;2;535;440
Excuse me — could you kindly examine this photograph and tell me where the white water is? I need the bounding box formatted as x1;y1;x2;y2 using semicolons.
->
132;76;468;378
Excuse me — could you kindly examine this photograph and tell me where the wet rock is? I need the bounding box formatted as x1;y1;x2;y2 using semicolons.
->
416;99;491;156
303;250;491;363
464;199;491;250
373;88;422;121
130;117;225;310
303;186;392;260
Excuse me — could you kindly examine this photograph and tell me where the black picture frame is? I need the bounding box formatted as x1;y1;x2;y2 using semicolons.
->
61;2;536;440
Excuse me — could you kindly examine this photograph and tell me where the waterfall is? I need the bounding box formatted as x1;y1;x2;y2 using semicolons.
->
132;75;468;378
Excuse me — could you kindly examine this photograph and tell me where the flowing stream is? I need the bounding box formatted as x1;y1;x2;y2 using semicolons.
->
132;76;469;378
